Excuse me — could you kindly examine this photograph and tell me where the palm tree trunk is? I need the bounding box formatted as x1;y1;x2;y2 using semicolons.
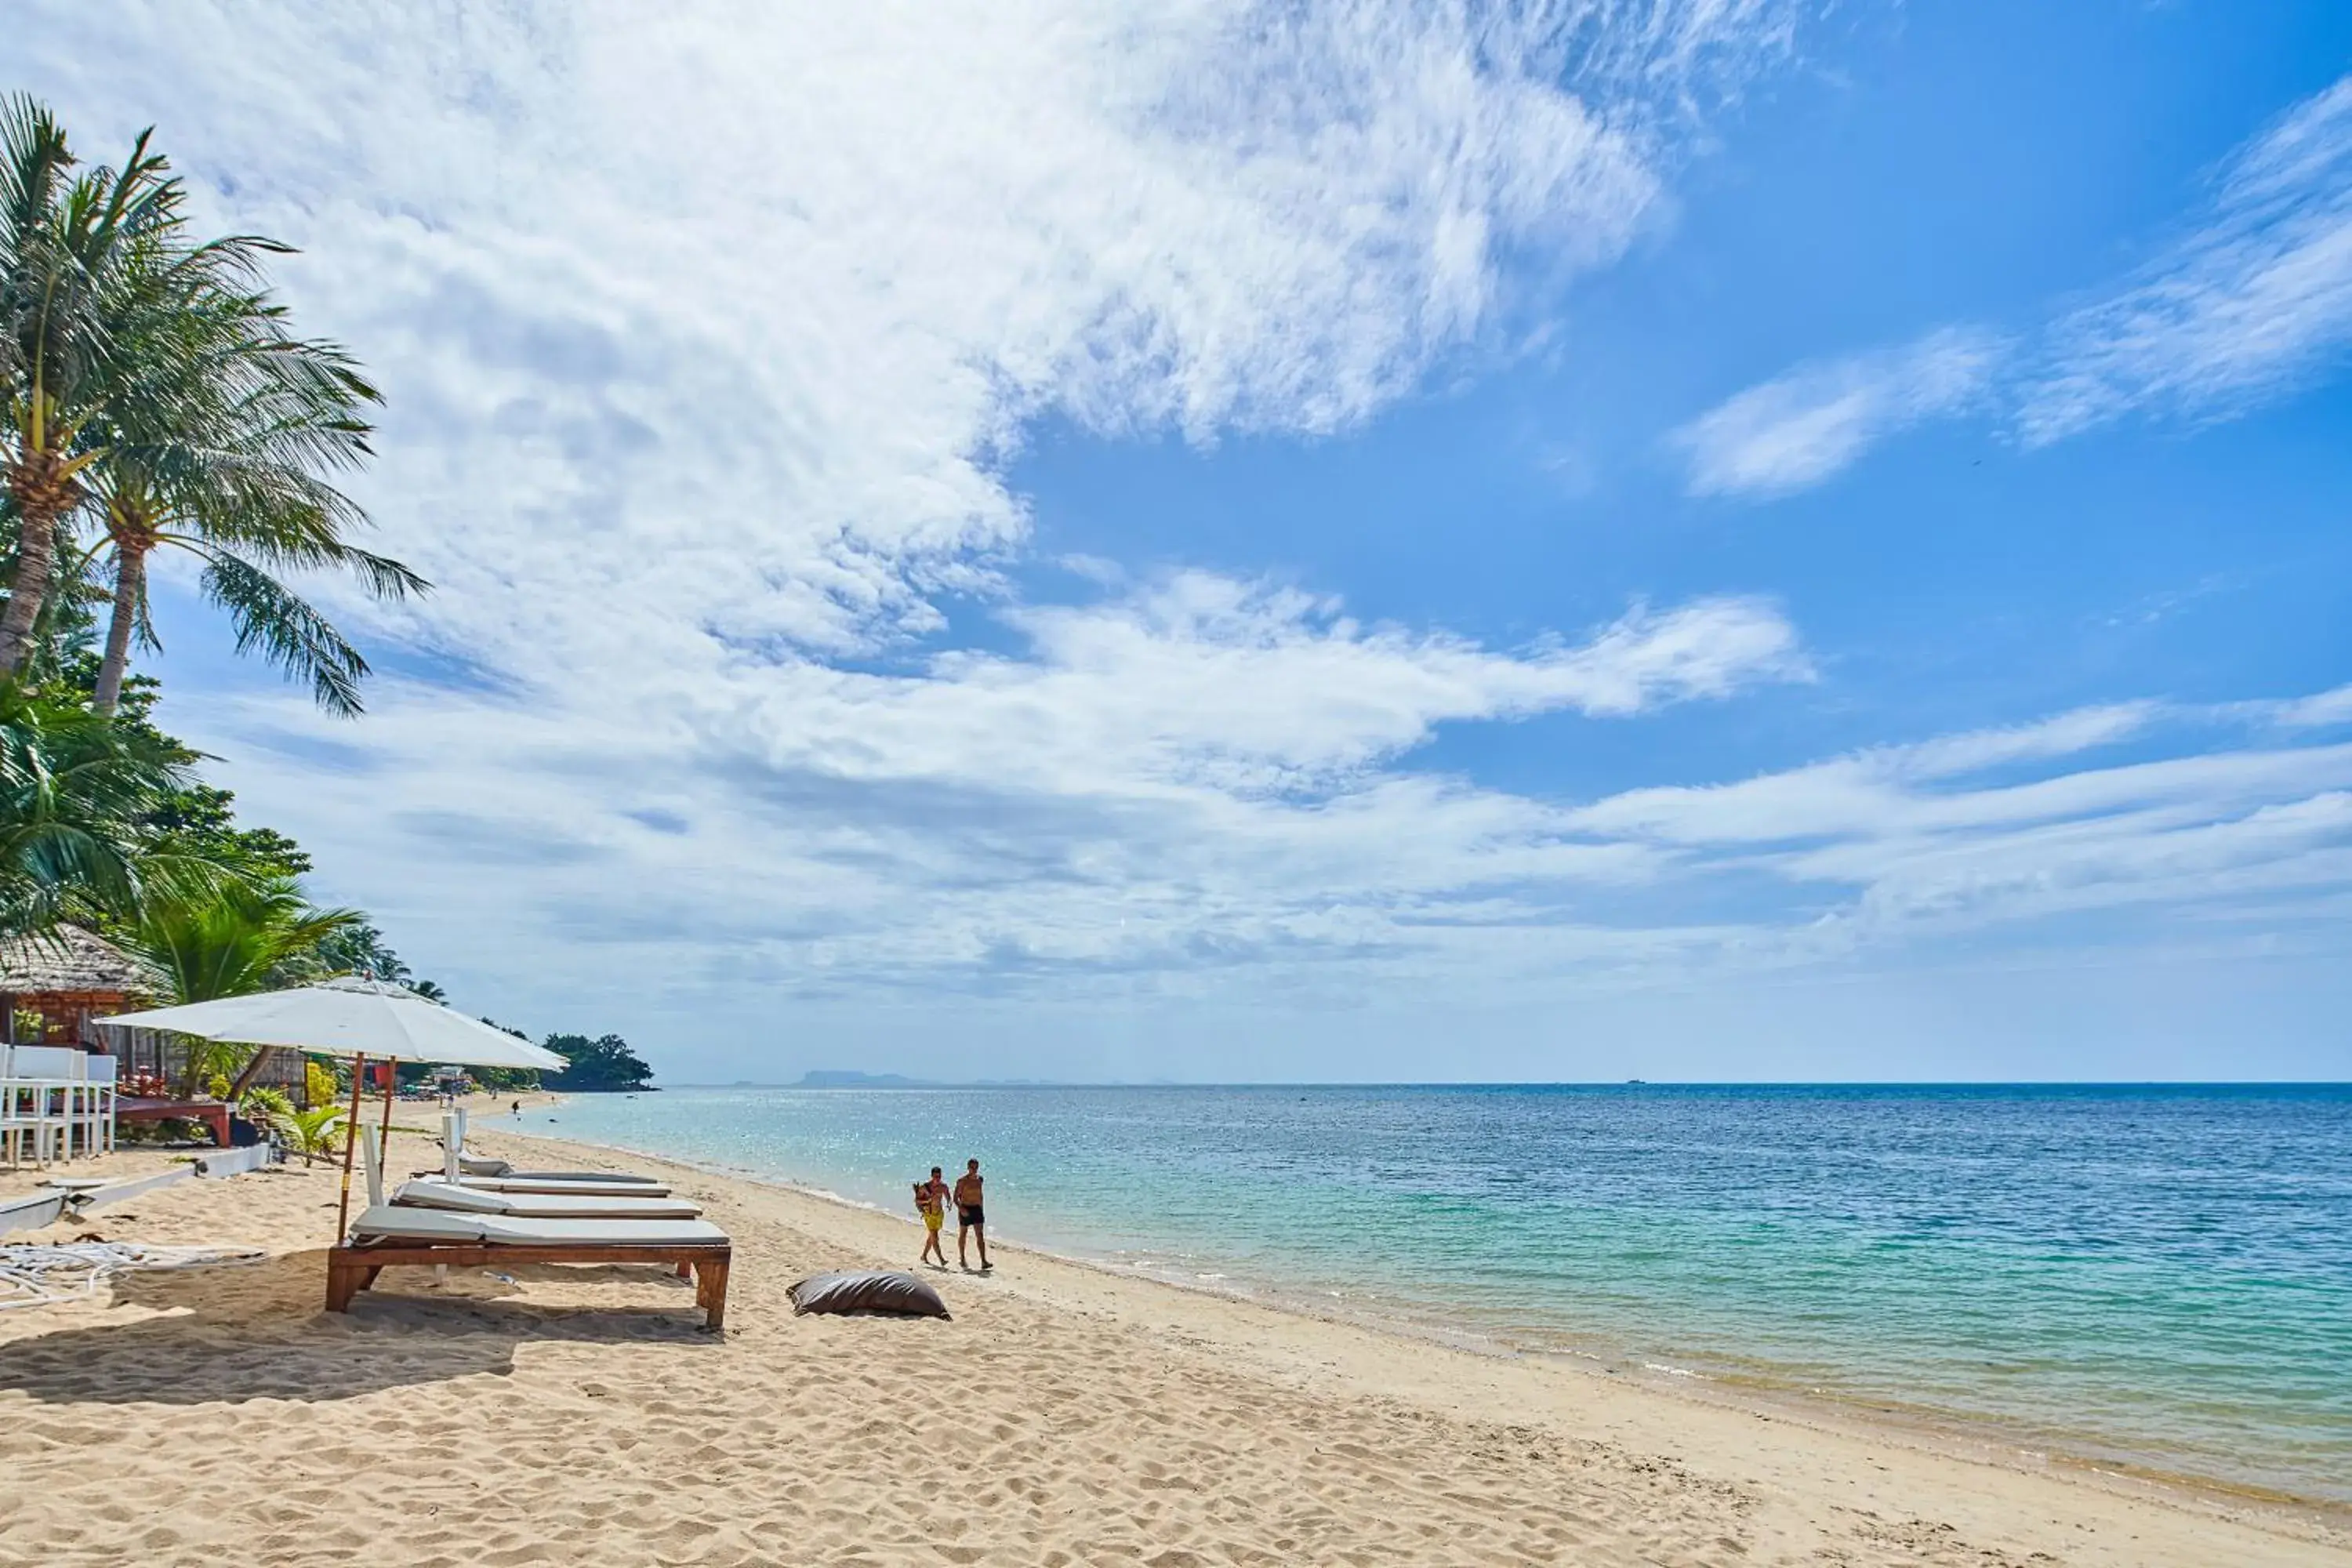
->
92;543;147;714
227;1044;276;1100
0;477;65;677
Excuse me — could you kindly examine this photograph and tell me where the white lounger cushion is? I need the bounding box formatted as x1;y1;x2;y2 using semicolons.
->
456;1175;675;1197
393;1180;702;1220
349;1207;728;1247
458;1154;659;1183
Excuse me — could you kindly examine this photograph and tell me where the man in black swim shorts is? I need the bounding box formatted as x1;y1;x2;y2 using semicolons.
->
953;1157;990;1271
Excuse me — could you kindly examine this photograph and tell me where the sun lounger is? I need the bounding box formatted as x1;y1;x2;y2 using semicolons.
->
328;1207;731;1327
392;1178;702;1219
452;1174;677;1197
457;1153;662;1183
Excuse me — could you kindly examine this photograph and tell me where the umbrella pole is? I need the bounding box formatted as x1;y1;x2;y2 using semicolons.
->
336;1052;368;1240
378;1062;397;1193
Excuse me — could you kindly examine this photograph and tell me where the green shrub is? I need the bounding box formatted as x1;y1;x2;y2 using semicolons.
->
281;1105;347;1165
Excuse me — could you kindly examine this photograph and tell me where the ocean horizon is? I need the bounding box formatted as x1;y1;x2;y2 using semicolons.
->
532;1080;2352;1507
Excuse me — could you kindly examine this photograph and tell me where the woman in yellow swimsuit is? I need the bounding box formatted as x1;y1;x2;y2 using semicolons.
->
913;1166;950;1267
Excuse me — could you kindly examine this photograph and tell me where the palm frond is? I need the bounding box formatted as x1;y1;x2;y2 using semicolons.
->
191;546;372;716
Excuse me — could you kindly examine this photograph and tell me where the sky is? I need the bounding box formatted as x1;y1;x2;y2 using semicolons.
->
6;2;2351;1083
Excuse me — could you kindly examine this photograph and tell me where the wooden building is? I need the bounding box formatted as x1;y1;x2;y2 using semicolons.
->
0;925;158;1048
0;926;303;1098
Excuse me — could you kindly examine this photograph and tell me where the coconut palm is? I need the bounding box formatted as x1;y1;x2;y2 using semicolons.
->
0;96;183;676
116;875;363;1096
0;96;423;712
83;245;423;714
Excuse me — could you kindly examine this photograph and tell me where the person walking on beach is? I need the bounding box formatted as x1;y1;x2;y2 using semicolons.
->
954;1158;990;1271
914;1166;951;1267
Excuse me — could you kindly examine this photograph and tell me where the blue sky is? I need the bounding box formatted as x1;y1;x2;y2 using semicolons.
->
8;3;2351;1081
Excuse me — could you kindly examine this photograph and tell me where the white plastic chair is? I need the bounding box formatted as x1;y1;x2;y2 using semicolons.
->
9;1047;85;1163
2;1047;60;1168
81;1054;117;1156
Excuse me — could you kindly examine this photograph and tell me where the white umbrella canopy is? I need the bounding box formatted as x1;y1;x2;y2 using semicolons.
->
99;979;568;1245
97;978;569;1072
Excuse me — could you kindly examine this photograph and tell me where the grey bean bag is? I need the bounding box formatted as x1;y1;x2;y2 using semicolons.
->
788;1269;951;1319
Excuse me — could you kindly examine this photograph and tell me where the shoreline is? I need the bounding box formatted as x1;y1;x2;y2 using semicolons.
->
499;1117;2352;1536
2;1120;2342;1564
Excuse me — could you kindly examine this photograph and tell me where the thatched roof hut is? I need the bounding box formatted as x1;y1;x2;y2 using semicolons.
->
0;925;161;1047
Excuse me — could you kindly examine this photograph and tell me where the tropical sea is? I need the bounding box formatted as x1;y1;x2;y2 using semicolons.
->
537;1083;2352;1505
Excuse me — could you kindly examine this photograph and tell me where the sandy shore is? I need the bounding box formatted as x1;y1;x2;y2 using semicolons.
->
0;1125;2343;1567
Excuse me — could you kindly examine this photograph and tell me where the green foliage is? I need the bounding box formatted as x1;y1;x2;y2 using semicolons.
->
117;877;364;1096
0;103;641;1102
0;96;188;677
303;1058;337;1109
141;779;311;880
280;1102;345;1165
313;920;405;982
0;677;210;934
466;1019;542;1092
542;1032;655;1092
0;93;424;711
120;877;363;1004
238;1083;293;1123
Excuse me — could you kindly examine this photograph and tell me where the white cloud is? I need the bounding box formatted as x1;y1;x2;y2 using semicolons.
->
1675;72;2352;496
2022;74;2352;444
2270;682;2352;730
1559;700;2352;960
1671;326;2005;496
5;3;1834;1041
16;5;2347;1076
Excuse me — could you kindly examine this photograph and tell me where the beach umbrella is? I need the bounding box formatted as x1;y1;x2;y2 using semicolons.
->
98;979;568;1235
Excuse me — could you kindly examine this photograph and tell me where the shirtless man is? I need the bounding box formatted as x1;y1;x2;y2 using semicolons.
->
913;1166;951;1267
953;1158;990;1271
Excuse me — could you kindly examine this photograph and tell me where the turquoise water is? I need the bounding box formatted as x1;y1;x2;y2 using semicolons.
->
535;1083;2352;1503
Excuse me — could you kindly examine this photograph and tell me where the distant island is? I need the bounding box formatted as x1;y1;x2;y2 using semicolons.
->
796;1069;934;1087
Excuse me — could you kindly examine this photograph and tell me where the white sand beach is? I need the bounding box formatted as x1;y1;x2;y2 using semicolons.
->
2;1127;2344;1568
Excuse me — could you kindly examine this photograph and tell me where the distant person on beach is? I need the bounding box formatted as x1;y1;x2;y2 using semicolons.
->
954;1158;990;1271
511;1099;521;1116
914;1166;951;1266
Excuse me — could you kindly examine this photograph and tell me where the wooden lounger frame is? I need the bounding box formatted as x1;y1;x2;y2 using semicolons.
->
325;1243;731;1329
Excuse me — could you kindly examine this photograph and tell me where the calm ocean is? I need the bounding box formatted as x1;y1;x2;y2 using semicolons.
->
534;1083;2352;1504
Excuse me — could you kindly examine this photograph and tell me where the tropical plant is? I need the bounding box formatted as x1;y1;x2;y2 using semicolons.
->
115;876;362;1095
81;238;424;714
405;977;445;1004
303;1056;338;1109
314;920;406;982
238;1083;293;1123
0;97;182;674
0;677;208;933
278;1102;346;1165
0;95;423;710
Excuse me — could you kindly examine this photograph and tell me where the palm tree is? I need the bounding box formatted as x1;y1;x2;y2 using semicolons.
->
116;875;361;1096
0;677;204;935
84;240;423;715
0;96;425;712
0;97;182;675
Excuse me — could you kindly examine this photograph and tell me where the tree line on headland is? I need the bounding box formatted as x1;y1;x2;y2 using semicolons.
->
0;96;645;1099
